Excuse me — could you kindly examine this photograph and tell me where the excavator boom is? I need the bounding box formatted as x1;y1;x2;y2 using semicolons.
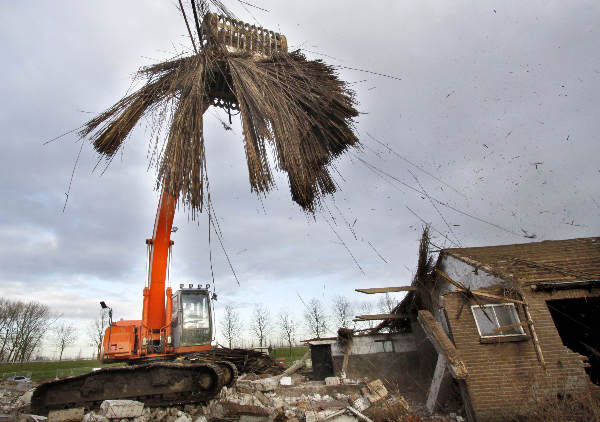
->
144;188;177;331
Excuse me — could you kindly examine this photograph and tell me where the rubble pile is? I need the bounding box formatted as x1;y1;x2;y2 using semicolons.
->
0;373;466;422
0;380;33;418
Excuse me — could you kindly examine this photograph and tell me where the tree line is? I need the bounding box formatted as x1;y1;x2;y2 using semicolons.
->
219;293;399;350
0;298;81;363
0;292;399;362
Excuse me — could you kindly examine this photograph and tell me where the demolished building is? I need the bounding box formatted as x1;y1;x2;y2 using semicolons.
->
309;235;600;421
417;236;600;421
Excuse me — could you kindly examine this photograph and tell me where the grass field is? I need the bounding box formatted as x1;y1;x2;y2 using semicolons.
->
270;346;309;365
0;360;124;382
0;347;310;382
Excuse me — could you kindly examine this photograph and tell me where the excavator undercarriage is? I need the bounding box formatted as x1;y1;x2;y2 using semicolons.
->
32;360;237;415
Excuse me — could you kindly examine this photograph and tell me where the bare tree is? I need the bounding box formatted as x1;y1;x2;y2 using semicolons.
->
358;301;375;329
54;323;77;361
251;304;270;348
332;296;353;329
88;309;109;360
304;298;328;339
278;311;297;357
0;299;19;361
378;293;399;314
0;299;53;363
220;305;242;349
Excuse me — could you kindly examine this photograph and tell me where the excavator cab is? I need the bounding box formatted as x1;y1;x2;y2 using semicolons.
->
171;285;213;348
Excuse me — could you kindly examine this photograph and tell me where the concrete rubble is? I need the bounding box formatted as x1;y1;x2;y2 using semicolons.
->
1;375;466;422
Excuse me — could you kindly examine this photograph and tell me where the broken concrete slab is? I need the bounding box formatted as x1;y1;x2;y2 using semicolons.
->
251;377;278;392
325;377;341;386
361;379;388;404
99;400;144;419
47;407;84;422
279;376;292;386
81;412;109;422
17;391;33;407
351;396;370;412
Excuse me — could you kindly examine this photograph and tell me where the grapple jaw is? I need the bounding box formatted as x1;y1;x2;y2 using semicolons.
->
202;13;287;57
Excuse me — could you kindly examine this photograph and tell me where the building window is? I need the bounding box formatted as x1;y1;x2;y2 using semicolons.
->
374;339;394;353
471;303;526;341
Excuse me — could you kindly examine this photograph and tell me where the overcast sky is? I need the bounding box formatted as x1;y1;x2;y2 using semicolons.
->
1;0;599;358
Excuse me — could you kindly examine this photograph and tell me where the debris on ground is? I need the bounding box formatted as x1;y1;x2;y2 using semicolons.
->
1;374;466;422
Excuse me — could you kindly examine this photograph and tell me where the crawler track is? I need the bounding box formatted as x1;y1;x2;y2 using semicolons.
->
32;361;235;416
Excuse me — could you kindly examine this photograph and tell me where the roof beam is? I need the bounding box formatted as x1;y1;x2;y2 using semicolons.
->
355;287;417;294
417;310;468;379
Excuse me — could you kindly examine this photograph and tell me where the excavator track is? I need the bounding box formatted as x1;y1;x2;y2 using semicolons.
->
31;361;229;416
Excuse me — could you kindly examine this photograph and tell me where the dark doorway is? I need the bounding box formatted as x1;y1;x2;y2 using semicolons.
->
310;344;334;380
547;297;600;385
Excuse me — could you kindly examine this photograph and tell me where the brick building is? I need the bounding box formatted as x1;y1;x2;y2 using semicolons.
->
409;236;600;421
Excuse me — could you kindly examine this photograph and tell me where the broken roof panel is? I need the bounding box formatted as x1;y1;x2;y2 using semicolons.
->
443;237;600;285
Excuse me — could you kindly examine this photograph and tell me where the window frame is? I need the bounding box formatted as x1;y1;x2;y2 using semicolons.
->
470;303;527;342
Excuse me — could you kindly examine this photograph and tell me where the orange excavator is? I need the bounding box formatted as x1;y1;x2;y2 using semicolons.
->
32;189;237;415
100;189;213;363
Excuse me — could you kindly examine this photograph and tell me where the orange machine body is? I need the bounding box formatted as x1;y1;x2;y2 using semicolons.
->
101;189;212;363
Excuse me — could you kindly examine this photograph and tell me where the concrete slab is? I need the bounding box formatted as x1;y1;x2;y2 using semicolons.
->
279;376;292;386
251;377;278;391
352;396;370;412
81;412;109;422
362;379;388;404
18;391;33;406
99;400;144;419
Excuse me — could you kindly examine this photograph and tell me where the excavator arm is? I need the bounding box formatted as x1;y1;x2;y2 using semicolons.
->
143;187;177;332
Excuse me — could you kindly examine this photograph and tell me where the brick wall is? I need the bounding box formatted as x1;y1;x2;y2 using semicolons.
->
443;287;598;421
